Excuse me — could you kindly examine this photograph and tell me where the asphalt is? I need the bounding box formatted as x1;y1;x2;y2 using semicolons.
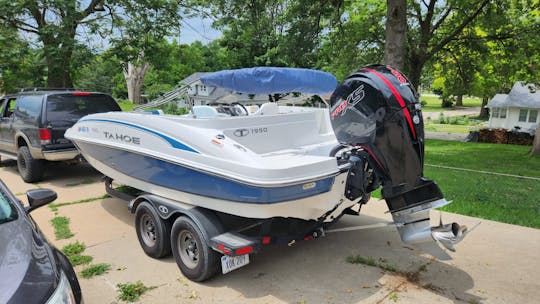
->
1;161;540;304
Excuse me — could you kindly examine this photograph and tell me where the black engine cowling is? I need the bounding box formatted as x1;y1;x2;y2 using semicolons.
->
329;65;443;212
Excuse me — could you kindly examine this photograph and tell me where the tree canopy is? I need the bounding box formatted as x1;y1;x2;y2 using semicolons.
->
0;0;537;108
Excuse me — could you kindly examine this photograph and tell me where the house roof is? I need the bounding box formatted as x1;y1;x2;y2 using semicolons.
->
487;82;540;109
180;72;209;85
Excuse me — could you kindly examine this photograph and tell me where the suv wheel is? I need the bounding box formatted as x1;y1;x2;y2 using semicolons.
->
17;146;44;183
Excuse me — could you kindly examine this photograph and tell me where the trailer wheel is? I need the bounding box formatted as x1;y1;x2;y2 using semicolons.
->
135;201;171;258
171;216;220;282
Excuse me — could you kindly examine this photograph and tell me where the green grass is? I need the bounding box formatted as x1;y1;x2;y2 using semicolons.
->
61;241;93;266
426;167;540;229
425;139;540;177
62;241;85;256
346;255;376;266
114;185;143;196
69;254;93;266
116;99;138;111
81;263;111;278
51;216;74;239
48;194;110;212
424;123;476;133
116;281;156;302
420;96;482;112
346;255;399;272
370;140;540;228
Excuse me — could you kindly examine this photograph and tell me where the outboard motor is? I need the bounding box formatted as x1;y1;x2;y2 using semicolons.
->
329;65;468;253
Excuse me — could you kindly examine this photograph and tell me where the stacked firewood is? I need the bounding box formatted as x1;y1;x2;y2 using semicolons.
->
477;128;533;146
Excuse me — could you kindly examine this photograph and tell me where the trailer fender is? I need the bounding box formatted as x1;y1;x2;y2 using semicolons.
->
129;194;225;245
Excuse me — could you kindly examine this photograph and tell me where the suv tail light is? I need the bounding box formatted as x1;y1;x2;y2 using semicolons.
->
72;91;91;96
39;128;51;145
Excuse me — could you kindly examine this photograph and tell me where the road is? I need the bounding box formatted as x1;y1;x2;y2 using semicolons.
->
1;161;539;304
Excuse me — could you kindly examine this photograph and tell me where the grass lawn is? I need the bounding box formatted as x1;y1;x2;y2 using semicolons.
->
426;140;540;228
424;123;478;134
420;95;483;112
116;99;138;111
373;140;540;229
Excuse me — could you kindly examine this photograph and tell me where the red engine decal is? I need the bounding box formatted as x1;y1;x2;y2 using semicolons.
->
330;99;348;120
387;66;407;84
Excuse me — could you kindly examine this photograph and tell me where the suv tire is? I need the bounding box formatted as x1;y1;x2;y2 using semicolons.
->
17;146;44;183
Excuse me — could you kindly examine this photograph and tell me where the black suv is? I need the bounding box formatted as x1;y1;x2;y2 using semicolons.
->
0;179;82;303
0;89;121;182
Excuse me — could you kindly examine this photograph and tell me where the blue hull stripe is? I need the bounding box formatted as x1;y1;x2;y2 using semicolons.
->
80;143;334;204
81;119;199;153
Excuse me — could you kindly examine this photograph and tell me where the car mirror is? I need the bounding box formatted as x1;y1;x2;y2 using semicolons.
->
25;189;57;213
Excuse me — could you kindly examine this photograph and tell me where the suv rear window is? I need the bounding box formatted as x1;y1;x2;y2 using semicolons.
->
45;94;120;122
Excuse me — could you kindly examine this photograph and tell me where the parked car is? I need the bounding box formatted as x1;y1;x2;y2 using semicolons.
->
0;179;82;303
0;89;121;182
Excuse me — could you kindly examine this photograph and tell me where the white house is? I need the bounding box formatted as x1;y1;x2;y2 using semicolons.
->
486;82;540;133
177;72;269;107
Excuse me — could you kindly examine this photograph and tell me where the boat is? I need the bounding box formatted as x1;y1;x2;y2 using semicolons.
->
65;66;469;280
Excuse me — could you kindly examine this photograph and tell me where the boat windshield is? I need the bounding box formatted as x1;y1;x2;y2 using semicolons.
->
0;191;18;225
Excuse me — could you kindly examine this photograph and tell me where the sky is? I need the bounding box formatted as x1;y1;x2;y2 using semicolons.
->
178;16;222;44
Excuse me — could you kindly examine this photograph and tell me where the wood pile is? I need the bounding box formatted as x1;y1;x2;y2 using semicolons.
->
477;128;533;146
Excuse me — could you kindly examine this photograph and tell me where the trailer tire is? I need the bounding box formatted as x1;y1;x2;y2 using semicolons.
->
171;216;220;282
135;201;171;258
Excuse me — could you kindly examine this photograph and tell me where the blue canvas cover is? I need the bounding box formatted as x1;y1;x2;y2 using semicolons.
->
200;67;337;95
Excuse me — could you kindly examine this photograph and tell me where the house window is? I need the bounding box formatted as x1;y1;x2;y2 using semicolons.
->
529;110;538;123
519;109;528;122
500;108;507;118
492;108;499;118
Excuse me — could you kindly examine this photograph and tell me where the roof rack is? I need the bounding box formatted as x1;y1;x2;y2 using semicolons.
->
19;88;78;92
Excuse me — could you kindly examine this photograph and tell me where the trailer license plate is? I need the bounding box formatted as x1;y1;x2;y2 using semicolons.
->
221;254;249;274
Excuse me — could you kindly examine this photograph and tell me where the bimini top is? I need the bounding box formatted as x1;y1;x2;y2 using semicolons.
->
200;67;338;95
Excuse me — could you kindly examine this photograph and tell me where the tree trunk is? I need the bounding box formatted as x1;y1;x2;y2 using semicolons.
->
46;56;73;88
479;96;489;119
124;61;149;104
407;55;425;91
456;95;463;107
42;29;76;88
531;124;540;156
384;0;407;70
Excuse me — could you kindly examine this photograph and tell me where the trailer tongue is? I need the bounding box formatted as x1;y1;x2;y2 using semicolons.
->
329;64;469;252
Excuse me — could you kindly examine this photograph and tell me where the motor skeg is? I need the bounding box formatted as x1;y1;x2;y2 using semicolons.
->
329;65;443;212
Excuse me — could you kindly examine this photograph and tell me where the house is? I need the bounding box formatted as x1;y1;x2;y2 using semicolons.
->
177;72;269;107
486;82;540;133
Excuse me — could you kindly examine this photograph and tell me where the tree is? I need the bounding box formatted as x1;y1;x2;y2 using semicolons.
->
109;0;181;103
384;0;407;70
0;27;46;93
406;0;491;90
318;0;386;80
428;0;540;117
0;0;111;87
205;0;343;69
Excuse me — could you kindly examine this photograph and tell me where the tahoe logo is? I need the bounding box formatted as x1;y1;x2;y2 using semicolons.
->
103;131;140;145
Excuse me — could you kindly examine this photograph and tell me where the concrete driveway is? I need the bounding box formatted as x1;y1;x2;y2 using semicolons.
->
1;161;539;304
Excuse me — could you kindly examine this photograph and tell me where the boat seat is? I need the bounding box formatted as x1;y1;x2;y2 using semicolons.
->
192;106;220;118
253;102;279;115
